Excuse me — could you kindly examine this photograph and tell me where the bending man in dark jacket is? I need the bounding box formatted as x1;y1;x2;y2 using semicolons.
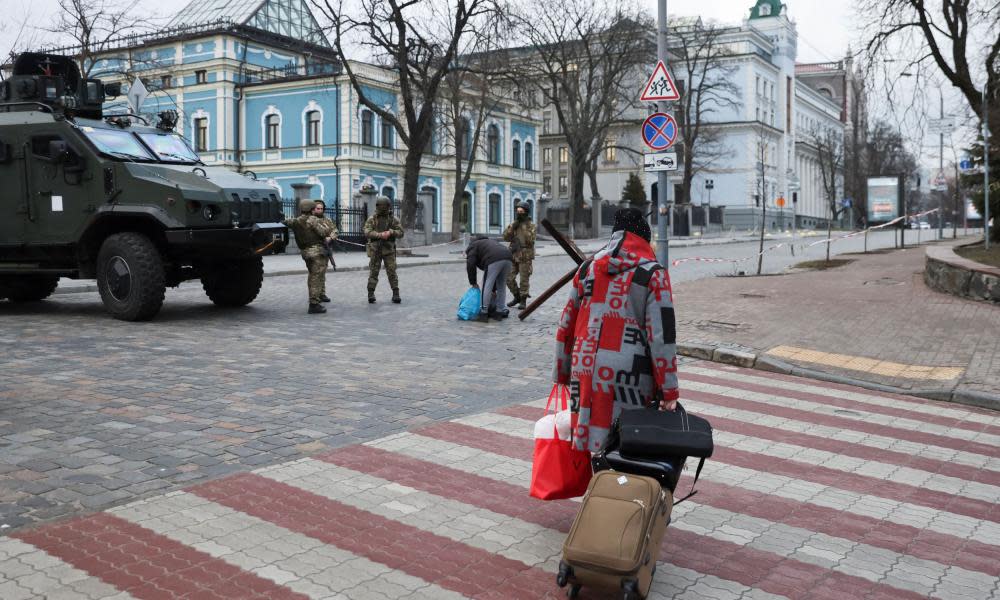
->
466;236;513;322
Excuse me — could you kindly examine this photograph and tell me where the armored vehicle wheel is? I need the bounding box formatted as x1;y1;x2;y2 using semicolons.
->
96;233;166;321
200;257;264;307
0;275;59;302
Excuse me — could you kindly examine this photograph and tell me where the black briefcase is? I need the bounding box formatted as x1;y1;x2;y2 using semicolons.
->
618;403;714;460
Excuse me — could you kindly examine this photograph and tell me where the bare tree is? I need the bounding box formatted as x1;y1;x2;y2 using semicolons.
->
814;126;845;261
511;0;650;236
314;0;498;228
438;21;510;239
671;19;740;205
861;0;999;130
866;119;919;179
44;0;151;78
754;120;771;275
1;3;36;75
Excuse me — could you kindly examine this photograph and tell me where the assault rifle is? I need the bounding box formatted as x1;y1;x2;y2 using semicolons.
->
323;239;338;271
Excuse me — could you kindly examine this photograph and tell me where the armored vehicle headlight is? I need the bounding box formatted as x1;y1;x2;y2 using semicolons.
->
202;205;219;221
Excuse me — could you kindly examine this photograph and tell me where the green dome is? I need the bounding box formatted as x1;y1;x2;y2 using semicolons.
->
749;0;785;19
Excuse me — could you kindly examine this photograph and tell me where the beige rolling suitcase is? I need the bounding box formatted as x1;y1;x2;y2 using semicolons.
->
556;470;672;599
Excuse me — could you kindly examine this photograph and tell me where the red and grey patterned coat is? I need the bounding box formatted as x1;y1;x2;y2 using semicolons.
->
553;230;680;452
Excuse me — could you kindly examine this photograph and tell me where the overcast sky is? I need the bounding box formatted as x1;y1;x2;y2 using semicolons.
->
3;0;855;63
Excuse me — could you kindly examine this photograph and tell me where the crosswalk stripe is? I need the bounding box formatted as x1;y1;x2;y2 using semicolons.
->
683;384;1000;459
410;421;1000;549
0;537;138;600
686;364;1000;429
107;489;468;600
14;512;306;599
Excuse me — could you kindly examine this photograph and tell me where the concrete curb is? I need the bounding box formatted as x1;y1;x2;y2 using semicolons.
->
677;342;1000;412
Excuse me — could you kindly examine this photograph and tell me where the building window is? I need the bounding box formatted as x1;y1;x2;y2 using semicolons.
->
559;175;568;193
265;114;280;149
195;70;207;84
380;118;393;149
160;75;171;89
488;193;502;228
524;142;533;170
543;112;552;134
512;139;521;168
306;110;320;146
543;147;552;165
543;175;552;194
487;124;500;164
456;118;472;160
604;137;617;163
361;110;373;146
559;146;568;164
381;186;395;200
194;117;208;152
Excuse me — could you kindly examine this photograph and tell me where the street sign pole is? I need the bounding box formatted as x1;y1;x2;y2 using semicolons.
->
655;0;669;267
985;86;991;250
939;91;945;241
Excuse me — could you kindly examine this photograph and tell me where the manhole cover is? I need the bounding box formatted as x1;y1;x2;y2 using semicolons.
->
863;277;903;286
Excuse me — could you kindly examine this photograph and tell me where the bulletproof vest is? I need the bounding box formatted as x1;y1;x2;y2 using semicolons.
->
289;215;324;249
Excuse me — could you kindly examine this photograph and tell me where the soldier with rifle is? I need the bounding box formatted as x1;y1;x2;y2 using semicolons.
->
504;201;536;310
282;199;337;314
363;196;404;304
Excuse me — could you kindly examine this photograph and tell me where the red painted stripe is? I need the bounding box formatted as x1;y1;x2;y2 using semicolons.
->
188;472;563;600
316;442;928;600
415;419;1000;577
495;403;1000;488
14;513;306;600
681;386;1000;461
497;403;1000;523
685;367;1000;438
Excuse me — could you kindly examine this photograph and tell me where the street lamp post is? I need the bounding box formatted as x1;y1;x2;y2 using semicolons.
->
984;86;991;250
938;89;945;241
654;0;671;266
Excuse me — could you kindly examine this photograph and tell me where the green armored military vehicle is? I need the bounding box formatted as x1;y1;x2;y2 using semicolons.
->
0;53;288;320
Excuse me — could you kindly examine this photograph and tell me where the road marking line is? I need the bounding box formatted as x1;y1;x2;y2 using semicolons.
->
767;345;965;381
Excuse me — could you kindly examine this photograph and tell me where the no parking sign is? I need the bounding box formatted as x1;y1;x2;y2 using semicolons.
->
642;113;678;151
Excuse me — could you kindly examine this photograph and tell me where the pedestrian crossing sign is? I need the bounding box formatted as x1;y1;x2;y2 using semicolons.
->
640;60;681;102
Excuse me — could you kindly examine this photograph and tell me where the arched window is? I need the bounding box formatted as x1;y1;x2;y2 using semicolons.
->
487;124;500;164
524;142;533;170
380;118;393;149
512;139;521;169
265;114;280;149
381;186;395;201
305;110;321;146
361;110;374;146
456;118;472;160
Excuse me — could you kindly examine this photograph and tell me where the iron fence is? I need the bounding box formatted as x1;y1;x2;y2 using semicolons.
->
280;199;368;252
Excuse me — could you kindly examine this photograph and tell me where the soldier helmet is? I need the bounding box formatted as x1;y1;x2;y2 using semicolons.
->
375;195;392;208
298;199;316;213
312;199;326;209
516;201;531;213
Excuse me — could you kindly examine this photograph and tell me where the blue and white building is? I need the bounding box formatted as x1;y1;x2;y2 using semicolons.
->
84;0;540;235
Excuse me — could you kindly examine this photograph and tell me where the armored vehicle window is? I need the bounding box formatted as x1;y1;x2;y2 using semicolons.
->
79;127;155;161
137;132;200;163
31;134;65;158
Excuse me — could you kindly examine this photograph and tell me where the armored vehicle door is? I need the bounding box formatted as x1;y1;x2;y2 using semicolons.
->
0;127;28;243
23;128;95;243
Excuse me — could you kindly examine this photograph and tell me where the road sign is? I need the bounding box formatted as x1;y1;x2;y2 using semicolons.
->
959;157;974;171
932;171;948;191
927;118;955;135
643;152;678;172
641;112;678;151
787;181;800;192
841;198;853;208
127;77;148;115
776;197;786;208
640;60;681;102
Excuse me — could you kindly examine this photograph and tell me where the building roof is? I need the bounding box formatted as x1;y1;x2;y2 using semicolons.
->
748;0;785;20
167;0;329;47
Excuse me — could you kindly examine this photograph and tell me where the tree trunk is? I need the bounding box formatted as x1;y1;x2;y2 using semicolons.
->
826;218;833;262
756;201;767;275
570;156;588;237
451;192;464;240
400;151;423;229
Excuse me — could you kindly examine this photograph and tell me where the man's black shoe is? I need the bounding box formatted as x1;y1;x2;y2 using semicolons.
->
320;294;331;303
308;303;327;314
490;309;510;320
476;311;489;323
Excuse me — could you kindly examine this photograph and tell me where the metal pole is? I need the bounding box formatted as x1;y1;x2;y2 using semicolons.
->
985;85;991;250
655;0;670;266
953;161;958;239
939;90;945;241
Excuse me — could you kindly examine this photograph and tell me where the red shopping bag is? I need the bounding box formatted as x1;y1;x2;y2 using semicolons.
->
529;384;593;500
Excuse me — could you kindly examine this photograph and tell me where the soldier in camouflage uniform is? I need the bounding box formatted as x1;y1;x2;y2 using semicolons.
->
363;196;404;304
282;199;337;314
504;201;536;310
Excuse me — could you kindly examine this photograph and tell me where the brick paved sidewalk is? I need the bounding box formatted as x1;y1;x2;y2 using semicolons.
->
674;243;1000;400
3;360;999;600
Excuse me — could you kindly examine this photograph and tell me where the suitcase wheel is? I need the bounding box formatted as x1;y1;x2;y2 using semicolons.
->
622;578;641;600
556;561;573;588
567;584;581;599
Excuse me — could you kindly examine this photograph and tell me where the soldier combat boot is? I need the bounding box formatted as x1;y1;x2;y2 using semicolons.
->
320;294;331;303
517;295;528;310
391;289;401;304
368;289;376;304
507;295;520;308
308;303;327;314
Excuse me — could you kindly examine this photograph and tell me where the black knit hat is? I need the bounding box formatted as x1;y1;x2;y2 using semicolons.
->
612;208;651;242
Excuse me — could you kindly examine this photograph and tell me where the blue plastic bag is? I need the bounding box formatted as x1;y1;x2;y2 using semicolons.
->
457;287;482;321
